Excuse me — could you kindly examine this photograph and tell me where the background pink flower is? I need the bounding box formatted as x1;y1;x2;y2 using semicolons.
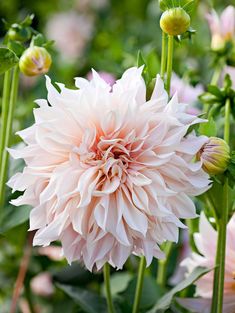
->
206;6;235;50
86;71;116;86
46;11;93;61
30;272;54;297
170;73;203;115
179;212;235;313
8;67;210;271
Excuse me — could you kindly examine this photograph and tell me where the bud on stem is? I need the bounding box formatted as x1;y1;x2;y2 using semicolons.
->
19;46;52;76
160;8;190;36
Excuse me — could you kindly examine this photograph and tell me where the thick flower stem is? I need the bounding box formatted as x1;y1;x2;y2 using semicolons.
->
0;69;12;208
160;31;167;79
157;241;173;287
211;98;230;313
0;66;20;207
103;263;116;313
166;35;174;94
132;256;146;313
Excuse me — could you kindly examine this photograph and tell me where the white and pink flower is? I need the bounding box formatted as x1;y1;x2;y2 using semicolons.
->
179;212;235;313
206;6;235;50
8;67;210;271
46;11;93;61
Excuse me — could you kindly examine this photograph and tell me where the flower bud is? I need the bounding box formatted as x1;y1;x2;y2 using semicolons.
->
19;46;52;76
160;8;190;36
8;24;31;42
211;34;225;51
197;137;230;175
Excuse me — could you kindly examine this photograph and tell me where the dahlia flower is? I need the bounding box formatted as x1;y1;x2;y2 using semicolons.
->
46;11;93;61
179;213;235;313
170;73;202;115
206;6;235;50
87;71;115;86
8;67;210;271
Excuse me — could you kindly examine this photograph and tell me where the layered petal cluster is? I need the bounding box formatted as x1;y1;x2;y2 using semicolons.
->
179;213;235;313
8;67;210;271
206;6;235;50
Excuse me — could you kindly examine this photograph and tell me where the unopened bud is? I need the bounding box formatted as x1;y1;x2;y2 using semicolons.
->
160;8;190;36
197;137;230;175
19;46;52;76
8;24;31;42
211;34;225;51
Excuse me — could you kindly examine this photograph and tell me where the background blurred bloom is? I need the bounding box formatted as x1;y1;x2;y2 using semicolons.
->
87;71;115;86
38;246;63;261
46;11;93;61
179;212;235;313
76;0;108;11
30;272;54;297
170;73;203;115
206;6;235;50
8;67;210;271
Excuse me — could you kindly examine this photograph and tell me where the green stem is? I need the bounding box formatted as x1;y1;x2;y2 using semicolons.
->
160;31;167;79
132;256;146;313
0;70;12;205
103;263;115;313
210;223;222;313
166;35;174;94
211;98;230;313
157;241;173;287
210;65;221;86
0;66;19;207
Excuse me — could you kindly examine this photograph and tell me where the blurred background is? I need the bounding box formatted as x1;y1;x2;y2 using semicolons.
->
0;0;234;312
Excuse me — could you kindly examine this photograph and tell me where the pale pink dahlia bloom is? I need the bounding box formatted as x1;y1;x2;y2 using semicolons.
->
8;67;210;271
46;11;93;61
206;6;235;50
179;212;235;313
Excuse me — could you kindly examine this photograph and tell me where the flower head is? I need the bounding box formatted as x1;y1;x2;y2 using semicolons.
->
206;6;235;50
160;8;190;36
179;212;235;313
197;137;230;175
8;67;210;271
46;11;93;61
19;46;52;77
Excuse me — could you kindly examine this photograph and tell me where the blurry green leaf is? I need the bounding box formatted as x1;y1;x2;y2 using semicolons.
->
101;272;133;297
137;50;146;68
207;85;223;98
0;205;30;234
0;48;18;75
199;117;217;137
57;283;107;313
8;41;25;57
53;263;95;286
32;34;45;47
122;275;163;311
147;267;211;313
182;0;196;14
21;14;34;27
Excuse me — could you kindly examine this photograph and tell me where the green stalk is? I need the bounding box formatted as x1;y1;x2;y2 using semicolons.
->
0;70;12;202
166;35;174;94
215;98;230;313
132;256;146;313
0;66;20;207
160;31;167;79
103;263;115;313
157;241;173;287
210;66;222;86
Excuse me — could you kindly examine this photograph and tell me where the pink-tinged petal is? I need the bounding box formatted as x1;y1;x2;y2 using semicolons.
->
206;10;221;36
221;6;235;39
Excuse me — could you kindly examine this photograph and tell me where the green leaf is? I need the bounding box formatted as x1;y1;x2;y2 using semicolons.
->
121;275;163;311
21;14;35;27
207;85;223;98
137;50;146;68
0;48;19;75
101;272;133;297
8;41;25;57
199;117;217;137
147;267;211;313
31;34;45;47
182;0;196;14
0;205;30;234
56;283;108;313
